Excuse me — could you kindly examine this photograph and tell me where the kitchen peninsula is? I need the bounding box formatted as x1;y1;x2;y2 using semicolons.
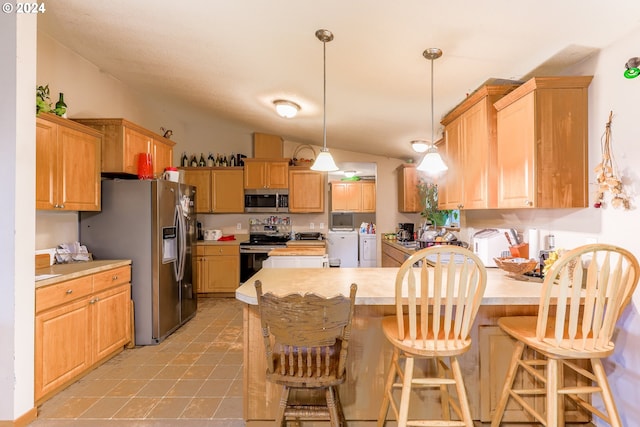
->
236;267;588;425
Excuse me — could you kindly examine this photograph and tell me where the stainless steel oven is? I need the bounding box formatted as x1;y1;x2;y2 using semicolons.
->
239;232;290;283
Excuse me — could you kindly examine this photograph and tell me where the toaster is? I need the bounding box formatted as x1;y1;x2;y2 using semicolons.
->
472;228;511;267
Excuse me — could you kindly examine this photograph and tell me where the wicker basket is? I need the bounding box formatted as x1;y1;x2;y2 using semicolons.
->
494;257;538;275
292;144;316;166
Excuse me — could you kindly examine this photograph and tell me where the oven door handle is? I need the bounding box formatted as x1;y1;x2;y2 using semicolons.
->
240;248;272;254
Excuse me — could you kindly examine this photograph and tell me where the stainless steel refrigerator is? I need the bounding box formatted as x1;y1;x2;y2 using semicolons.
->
80;179;197;345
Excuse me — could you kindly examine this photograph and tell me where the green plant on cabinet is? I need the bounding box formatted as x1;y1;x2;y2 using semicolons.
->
417;179;459;227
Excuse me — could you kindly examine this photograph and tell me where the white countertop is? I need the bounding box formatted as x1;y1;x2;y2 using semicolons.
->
236;267;545;306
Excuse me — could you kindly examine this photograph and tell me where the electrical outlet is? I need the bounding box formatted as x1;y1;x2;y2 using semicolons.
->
310;223;315;230
236;222;242;230
319;222;324;229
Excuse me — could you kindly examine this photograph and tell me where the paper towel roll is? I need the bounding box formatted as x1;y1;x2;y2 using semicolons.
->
528;229;539;260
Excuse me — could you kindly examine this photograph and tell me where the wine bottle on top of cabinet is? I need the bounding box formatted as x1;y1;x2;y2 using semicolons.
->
198;153;206;167
190;155;198;167
207;152;214;167
181;151;188;167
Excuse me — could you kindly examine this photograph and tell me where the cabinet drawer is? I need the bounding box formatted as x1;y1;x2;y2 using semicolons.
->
93;266;131;293
200;245;239;256
36;276;93;313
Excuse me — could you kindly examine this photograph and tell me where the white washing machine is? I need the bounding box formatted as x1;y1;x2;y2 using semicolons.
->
359;233;377;267
327;230;359;267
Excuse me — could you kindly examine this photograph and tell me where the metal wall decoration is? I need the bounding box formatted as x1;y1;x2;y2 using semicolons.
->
624;57;640;79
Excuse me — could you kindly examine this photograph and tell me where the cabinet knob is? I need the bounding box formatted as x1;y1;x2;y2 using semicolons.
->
112;275;118;281
66;289;73;294
457;204;464;209
89;298;97;304
524;200;533;207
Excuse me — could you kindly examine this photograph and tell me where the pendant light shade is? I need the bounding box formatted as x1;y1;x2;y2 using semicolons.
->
416;48;448;175
311;29;339;172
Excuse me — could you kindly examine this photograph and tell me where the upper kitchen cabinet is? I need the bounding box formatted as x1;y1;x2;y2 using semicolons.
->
73;118;175;177
181;167;244;213
243;159;289;189
289;167;325;213
397;164;421;213
36;113;102;211
331;181;376;212
253;132;284;158
494;76;593;208
439;83;521;210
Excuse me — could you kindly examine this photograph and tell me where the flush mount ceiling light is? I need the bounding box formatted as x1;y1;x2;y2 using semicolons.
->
343;170;358;178
273;99;300;118
411;140;429;153
311;29;339;172
416;48;448;175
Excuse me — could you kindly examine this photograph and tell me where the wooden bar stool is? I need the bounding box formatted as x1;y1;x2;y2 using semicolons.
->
377;246;487;427
491;243;640;427
254;280;357;427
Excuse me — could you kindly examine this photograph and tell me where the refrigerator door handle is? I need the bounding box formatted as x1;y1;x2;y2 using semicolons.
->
176;204;187;281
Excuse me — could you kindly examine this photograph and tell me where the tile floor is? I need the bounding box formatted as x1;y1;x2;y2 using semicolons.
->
29;297;246;427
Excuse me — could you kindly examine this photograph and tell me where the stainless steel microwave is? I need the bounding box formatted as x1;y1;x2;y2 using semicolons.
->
244;189;289;213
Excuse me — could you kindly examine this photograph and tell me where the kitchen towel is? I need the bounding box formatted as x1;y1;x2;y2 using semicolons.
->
527;229;539;260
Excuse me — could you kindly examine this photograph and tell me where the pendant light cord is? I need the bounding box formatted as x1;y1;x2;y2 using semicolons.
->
430;57;434;149
322;39;327;150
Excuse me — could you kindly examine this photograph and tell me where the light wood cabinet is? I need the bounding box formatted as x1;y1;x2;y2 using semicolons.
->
243;159;289;189
35;265;131;403
440;84;519;210
36;114;102;211
195;245;240;293
253;132;283;158
397;164;422;213
289;167;325;213
182;167;244;213
73;118;175;177
381;240;408;267
494;76;593;208
331;181;376;212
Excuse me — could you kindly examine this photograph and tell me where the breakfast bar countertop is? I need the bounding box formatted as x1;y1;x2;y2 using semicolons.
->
236;267;544;306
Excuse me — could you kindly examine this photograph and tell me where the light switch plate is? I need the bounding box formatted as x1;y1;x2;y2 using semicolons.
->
310;223;315;229
237;223;242;230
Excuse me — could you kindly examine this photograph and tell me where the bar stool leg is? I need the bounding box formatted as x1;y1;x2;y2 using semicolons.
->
398;356;414;427
546;358;559;426
275;385;289;427
378;348;399;426
451;356;473;427
491;341;525;427
592;358;623;427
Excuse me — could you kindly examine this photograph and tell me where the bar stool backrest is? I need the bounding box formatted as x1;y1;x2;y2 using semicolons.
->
537;243;640;353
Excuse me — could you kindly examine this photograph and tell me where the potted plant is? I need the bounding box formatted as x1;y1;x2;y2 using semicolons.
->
417;180;458;227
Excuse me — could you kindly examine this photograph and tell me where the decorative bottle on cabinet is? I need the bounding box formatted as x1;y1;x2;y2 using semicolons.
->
181;151;189;167
198;153;206;167
55;93;67;118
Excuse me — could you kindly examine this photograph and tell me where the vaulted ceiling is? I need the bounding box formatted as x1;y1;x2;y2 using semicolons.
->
38;1;640;160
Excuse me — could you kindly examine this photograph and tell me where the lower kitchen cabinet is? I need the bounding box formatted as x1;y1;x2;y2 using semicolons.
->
195;245;240;293
381;240;409;267
34;265;132;403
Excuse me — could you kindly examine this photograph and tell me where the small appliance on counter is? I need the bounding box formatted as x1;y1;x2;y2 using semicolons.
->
472;228;511;267
398;223;415;242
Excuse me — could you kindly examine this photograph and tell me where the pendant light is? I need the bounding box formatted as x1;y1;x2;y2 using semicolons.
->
311;29;339;172
416;48;448;175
